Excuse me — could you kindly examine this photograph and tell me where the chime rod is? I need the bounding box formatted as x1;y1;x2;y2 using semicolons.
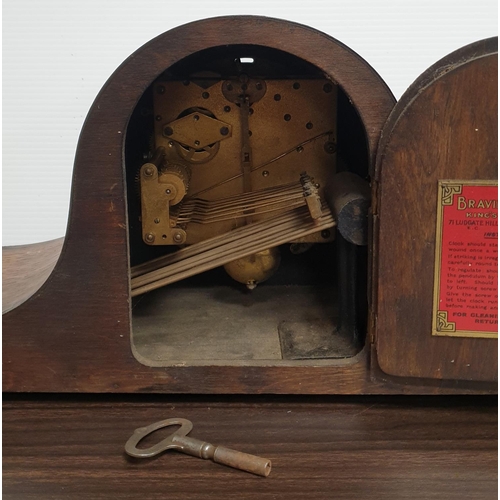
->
181;201;306;224
178;195;305;223
132;207;335;296
180;191;303;217
181;185;302;212
133;212;322;287
132;218;335;295
131;206;320;278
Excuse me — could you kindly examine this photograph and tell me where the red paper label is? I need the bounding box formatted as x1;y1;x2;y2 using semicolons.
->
433;181;498;337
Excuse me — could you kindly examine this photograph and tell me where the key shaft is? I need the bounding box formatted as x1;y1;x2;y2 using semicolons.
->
173;434;271;477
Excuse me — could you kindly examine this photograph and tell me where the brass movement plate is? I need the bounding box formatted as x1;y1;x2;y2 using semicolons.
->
432;180;498;338
152;79;337;244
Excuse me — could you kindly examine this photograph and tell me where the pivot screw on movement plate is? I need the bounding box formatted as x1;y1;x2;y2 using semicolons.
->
173;231;184;244
324;141;337;154
125;418;272;477
145;233;155;243
144;166;154;177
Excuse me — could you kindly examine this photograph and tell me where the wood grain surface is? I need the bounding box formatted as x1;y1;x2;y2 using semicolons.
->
2;237;64;314
374;38;498;382
3;395;497;500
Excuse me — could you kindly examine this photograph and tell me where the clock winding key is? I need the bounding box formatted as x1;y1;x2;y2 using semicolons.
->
125;418;272;477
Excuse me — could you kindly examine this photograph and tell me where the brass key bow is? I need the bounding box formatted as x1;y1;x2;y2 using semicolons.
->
124;418;272;477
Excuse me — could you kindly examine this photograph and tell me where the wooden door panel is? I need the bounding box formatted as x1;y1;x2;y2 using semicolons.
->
374;39;498;382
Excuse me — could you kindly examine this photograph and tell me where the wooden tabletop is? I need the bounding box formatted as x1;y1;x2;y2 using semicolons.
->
3;395;497;499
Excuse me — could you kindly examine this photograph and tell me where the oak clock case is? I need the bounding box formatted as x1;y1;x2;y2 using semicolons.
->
2;17;497;394
127;46;367;367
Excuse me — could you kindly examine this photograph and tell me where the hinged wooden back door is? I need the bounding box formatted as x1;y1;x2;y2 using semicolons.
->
373;38;498;383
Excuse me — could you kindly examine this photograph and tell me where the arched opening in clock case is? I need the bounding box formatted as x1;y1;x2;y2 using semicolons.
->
125;44;370;366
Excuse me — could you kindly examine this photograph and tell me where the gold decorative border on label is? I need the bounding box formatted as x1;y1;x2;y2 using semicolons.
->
436;311;456;332
432;180;498;339
441;184;462;206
